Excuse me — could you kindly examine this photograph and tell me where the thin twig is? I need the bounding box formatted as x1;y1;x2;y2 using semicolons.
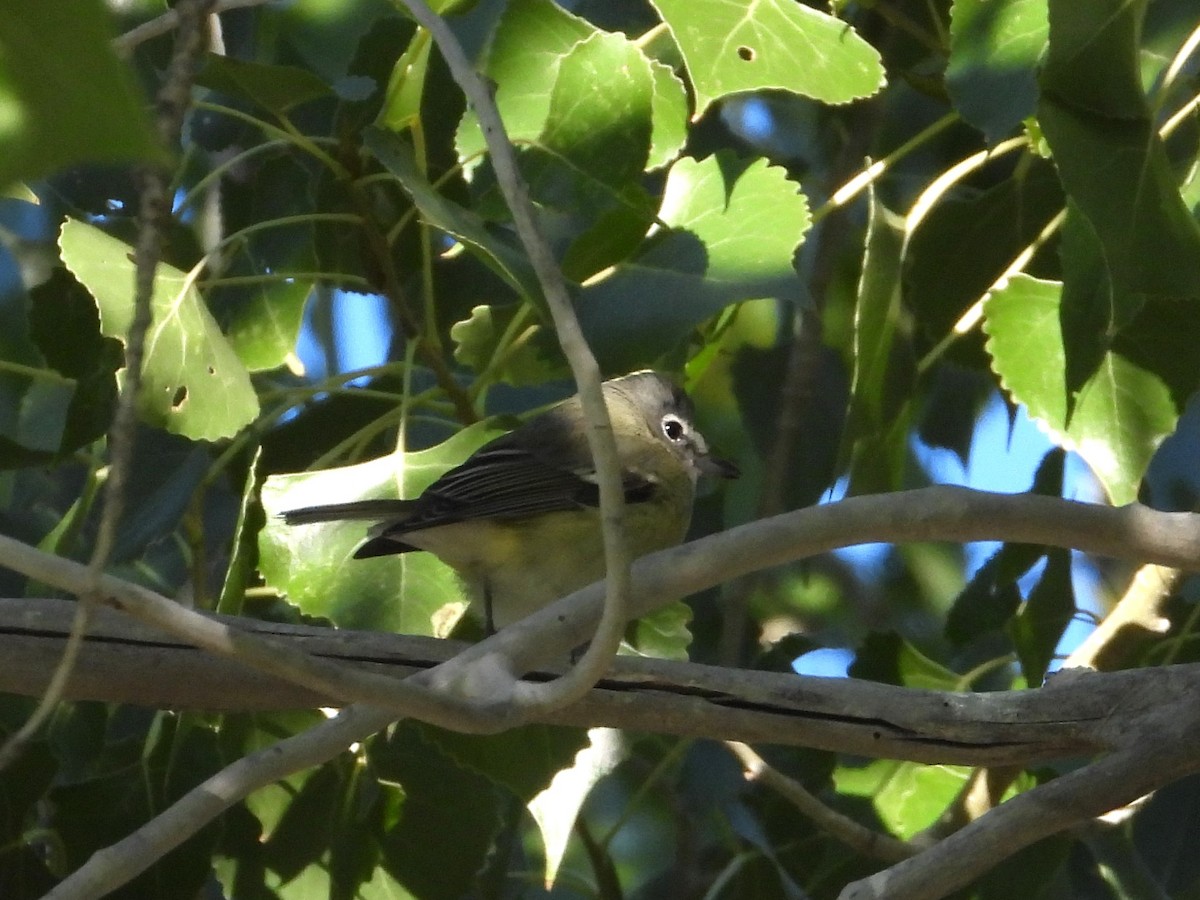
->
112;0;270;56
387;0;631;712
0;0;216;773
726;741;918;863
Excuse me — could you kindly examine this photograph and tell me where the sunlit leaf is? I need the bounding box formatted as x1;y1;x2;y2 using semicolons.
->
225;278;311;373
625;599;692;660
259;422;509;633
983;275;1176;505
58;219;259;441
649;0;885;114
577;153;809;370
835;759;971;839
455;0;593;164
528;728;626;888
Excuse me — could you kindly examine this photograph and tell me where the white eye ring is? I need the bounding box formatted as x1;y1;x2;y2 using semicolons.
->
662;414;686;442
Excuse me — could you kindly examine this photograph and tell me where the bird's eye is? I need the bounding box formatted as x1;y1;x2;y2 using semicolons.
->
662;414;686;442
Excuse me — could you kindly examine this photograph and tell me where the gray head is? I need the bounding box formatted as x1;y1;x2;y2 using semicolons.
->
605;371;740;480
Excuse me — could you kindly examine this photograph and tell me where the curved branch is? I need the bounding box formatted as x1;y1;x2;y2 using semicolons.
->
388;0;632;712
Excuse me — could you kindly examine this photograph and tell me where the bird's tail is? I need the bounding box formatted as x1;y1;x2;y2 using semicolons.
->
281;499;417;525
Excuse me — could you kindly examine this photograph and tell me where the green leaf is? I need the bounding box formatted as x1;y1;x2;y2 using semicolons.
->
457;0;684;174
27;268;121;457
527;727;626;888
365;127;540;300
259;421;510;634
577;153;810;370
519;32;658;279
450;303;567;386
260;761;343;880
1040;0;1147;119
0;1;163;187
1010;548;1075;684
542;32;653;187
849;632;961;690
903;156;1064;367
0;352;75;458
416;722;587;802
947;0;1048;142
946;450;1064;644
835;759;971;839
50;718;224;898
648;60;688;170
455;0;593;165
58;219;260;441
1057;201;1114;404
224;278;310;373
844;192;915;494
377;28;434;132
1038;98;1200;302
625;599;693;660
196;54;335;115
983;275;1176;505
649;0;885;115
373;724;503;900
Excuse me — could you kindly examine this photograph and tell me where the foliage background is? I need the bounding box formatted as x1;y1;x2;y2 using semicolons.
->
1;0;1200;897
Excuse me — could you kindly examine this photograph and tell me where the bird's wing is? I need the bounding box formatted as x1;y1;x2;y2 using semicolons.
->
380;436;655;535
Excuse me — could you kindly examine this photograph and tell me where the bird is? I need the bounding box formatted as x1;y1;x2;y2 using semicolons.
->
282;371;738;632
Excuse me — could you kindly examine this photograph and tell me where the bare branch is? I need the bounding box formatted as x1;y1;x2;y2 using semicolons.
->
726;741;919;863
0;596;1154;765
112;0;270;56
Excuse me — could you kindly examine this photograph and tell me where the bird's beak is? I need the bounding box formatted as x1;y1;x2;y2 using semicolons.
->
697;452;740;479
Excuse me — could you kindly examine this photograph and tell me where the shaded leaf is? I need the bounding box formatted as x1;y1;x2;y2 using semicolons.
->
541;32;653;188
197;54;335;115
1010;548;1075;684
903;155;1064;366
418;722;587;802
0;1;163;187
1038;99;1200;304
373;724;503;900
450;303;566;386
844;192;915;494
365;127;540;300
946;450;1064;644
1040;0;1146;119
947;0;1048;142
849;631;960;690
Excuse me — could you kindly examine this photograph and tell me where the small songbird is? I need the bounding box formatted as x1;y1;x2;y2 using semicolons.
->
282;371;738;631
